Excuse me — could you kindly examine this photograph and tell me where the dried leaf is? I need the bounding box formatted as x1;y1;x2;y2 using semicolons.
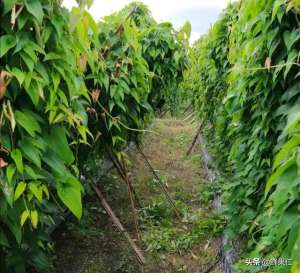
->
78;54;87;72
0;71;12;99
11;5;16;30
265;57;272;71
91;89;101;103
3;100;16;132
0;158;8;168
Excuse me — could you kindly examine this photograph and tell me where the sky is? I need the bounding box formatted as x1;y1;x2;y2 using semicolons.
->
63;0;233;43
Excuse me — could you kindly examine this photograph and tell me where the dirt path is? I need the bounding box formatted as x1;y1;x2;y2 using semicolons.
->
54;117;223;273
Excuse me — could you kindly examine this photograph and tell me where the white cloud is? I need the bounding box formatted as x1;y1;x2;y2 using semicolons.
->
62;0;232;44
190;31;203;44
63;0;232;22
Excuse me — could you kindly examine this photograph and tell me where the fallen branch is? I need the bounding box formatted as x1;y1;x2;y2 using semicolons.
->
136;143;181;220
186;121;203;156
93;185;146;266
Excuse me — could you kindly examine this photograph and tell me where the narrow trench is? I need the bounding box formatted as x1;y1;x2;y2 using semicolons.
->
53;115;225;273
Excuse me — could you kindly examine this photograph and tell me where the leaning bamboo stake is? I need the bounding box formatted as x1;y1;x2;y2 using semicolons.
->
186;121;203;156
105;147;142;208
183;102;193;115
136;143;181;220
93;185;146;266
121;158;141;242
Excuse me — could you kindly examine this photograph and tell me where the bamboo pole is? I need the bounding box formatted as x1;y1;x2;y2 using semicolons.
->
136;143;181;220
93;185;146;266
186;121;203;156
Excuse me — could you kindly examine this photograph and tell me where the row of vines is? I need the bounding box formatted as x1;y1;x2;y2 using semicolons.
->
0;0;188;272
183;0;300;272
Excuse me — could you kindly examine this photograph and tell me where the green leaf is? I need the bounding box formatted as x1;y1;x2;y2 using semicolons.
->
3;0;18;14
0;228;9;247
48;126;75;165
20;51;35;71
30;210;38;228
19;137;41;168
24;0;44;23
14;182;27;201
278;204;300;239
2;182;14;207
15;110;41;137
102;74;109;90
10;68;26;86
24;80;40;106
6;164;16;185
283;30;300;51
110;84;117;98
273;135;300;169
292;230;300;261
57;177;83;219
42;150;67;175
11;149;23;174
265;158;296;195
25;165;45;180
28;182;43;203
42;185;49;200
272;0;285;20
284;50;298;80
20;210;29;226
0;35;16;58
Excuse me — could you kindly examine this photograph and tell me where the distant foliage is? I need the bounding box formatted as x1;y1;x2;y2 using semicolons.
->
184;1;300;272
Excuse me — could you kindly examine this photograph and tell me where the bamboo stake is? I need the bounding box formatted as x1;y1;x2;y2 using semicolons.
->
136;143;181;220
121;158;141;242
105;147;142;208
183;102;193;115
186;121;203;156
93;185;146;266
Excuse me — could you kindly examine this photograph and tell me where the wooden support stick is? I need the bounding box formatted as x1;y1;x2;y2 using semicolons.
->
105;147;142;208
121;158;141;242
93;185;146;266
186;121;203;156
183;102;193;115
136;143;181;220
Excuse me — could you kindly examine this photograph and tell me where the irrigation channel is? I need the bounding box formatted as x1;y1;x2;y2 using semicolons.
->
53;113;230;273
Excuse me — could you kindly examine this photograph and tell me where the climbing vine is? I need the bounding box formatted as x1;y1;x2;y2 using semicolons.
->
0;1;187;272
184;0;300;272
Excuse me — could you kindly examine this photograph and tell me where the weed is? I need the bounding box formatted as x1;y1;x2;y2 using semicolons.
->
140;195;226;253
198;183;221;206
168;133;191;148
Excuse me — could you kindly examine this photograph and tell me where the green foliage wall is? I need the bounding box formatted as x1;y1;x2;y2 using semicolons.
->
0;1;187;272
184;1;300;272
121;2;189;114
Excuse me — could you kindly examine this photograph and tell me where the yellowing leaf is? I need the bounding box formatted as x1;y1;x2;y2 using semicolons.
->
28;182;43;203
30;210;38;229
20;210;29;226
14;182;27;201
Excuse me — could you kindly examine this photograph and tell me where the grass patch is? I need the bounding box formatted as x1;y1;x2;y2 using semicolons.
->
139;195;226;253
